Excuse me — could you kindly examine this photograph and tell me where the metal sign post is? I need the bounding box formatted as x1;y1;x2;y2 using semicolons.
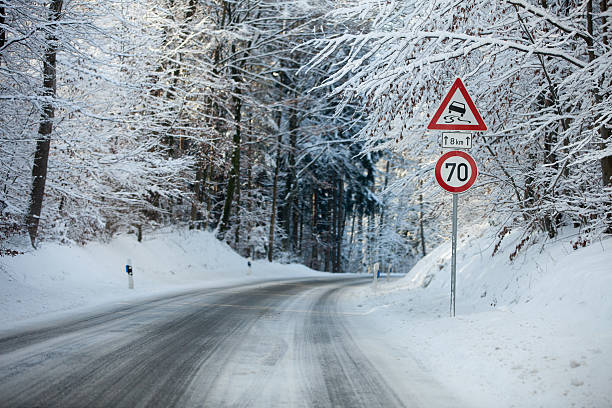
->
434;151;478;317
450;193;458;317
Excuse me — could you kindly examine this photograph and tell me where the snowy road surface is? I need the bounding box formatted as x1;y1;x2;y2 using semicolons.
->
0;276;450;408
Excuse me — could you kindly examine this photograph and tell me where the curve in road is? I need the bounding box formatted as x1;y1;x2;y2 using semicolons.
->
0;277;408;408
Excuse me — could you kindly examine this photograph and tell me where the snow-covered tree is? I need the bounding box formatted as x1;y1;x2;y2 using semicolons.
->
308;0;611;258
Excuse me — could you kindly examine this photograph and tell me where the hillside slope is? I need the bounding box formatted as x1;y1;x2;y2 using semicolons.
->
0;228;322;329
343;225;612;408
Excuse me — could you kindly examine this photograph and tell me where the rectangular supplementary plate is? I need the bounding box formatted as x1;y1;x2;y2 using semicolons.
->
441;132;472;149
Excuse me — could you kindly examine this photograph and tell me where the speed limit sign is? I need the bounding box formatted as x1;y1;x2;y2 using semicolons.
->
435;150;478;193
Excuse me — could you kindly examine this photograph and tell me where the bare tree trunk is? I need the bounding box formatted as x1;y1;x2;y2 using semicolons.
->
281;107;298;250
234;163;241;248
586;0;612;232
204;161;213;229
26;0;63;248
331;175;338;272
218;115;240;234
346;204;356;271
298;200;304;255
246;133;253;257
592;0;612;187
0;1;6;67
292;202;299;251
357;208;364;273
335;175;344;273
601;130;612;187
419;191;426;257
366;214;374;271
377;160;390;271
268;134;282;262
310;189;318;270
190;159;204;229
218;47;242;234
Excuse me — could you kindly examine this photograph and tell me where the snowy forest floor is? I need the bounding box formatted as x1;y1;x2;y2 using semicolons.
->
1;226;610;407
342;224;612;408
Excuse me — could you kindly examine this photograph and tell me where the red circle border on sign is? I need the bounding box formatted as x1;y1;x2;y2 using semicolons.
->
434;150;478;193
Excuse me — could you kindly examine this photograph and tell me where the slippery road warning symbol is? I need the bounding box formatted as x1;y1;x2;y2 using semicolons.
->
427;78;487;132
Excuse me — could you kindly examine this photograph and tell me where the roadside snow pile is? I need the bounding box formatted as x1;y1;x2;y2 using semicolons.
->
344;225;612;408
0;228;322;328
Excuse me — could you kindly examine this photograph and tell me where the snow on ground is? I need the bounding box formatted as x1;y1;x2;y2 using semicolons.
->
342;224;612;408
2;224;610;407
0;228;324;330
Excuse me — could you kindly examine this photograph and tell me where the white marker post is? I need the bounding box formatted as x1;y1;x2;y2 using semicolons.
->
126;258;134;289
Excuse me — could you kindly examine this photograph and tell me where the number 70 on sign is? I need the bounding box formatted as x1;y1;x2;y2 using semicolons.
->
434;150;478;193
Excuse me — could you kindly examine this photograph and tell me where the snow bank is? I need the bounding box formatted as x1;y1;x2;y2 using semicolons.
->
343;225;612;408
0;228;323;329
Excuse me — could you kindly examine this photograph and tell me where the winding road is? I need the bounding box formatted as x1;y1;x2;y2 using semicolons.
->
0;276;431;407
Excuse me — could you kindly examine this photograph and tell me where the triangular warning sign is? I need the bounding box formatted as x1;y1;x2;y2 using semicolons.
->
427;78;487;131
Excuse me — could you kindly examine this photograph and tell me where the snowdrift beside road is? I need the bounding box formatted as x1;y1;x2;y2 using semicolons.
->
0;228;322;329
344;225;612;408
397;225;612;323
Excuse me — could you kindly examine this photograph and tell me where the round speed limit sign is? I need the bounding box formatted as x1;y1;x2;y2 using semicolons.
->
435;150;478;193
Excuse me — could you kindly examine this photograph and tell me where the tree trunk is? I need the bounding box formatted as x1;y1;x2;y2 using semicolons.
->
310;189;318;270
335;175;344;273
281;108;298;250
346;204;356;271
367;213;375;269
190;160;204;229
218;107;241;234
246;133;253;256
268;110;283;262
234;162;241;247
586;0;611;231
268;171;279;262
419;191;426;257
601;130;612;187
357;208;364;273
594;0;612;187
331;175;338;272
378;160;390;271
26;0;63;248
0;1;6;67
218;50;242;234
292;201;299;251
298;200;304;255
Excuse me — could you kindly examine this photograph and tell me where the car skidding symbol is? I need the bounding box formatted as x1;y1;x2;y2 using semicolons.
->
448;101;466;116
443;101;471;124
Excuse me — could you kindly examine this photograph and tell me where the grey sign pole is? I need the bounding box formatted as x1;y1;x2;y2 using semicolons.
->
450;193;458;317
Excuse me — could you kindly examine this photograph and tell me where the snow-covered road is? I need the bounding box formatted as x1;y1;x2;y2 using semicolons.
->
0;276;451;408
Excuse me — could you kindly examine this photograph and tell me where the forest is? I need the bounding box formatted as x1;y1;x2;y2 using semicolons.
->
1;0;610;273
